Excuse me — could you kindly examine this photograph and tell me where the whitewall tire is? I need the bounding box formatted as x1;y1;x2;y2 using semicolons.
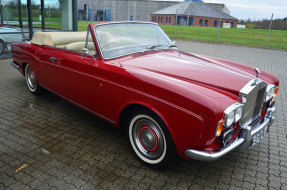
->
127;109;178;170
25;64;44;96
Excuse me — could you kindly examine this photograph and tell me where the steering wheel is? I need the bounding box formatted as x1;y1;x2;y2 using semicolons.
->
102;42;120;50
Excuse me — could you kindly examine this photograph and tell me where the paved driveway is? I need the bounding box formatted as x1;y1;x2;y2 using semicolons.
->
1;41;287;190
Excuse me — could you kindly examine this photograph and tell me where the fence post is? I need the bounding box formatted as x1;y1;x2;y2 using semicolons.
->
187;0;191;26
49;5;50;28
174;9;178;39
217;15;221;43
266;13;273;48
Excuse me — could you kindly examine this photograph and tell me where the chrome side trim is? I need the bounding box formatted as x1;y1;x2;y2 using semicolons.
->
40;85;116;124
15;50;94;78
16;49;202;121
185;107;276;161
10;61;20;71
93;76;203;121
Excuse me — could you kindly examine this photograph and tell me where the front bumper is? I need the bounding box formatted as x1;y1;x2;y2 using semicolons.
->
184;107;276;161
10;61;20;71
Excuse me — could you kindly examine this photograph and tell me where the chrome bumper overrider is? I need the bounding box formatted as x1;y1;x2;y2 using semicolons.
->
10;61;20;71
184;107;276;161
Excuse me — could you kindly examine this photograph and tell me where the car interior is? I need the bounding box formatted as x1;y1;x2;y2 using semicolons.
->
30;31;136;56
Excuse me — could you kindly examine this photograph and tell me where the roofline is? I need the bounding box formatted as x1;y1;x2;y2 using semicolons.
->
150;14;238;20
207;3;225;5
206;3;230;13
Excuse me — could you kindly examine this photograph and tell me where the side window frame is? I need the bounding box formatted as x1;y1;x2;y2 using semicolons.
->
85;26;98;57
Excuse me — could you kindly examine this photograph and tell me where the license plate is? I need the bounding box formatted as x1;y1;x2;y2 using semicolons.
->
249;125;269;148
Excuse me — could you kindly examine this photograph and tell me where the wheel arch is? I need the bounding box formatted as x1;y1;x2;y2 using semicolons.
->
22;62;28;75
118;102;170;132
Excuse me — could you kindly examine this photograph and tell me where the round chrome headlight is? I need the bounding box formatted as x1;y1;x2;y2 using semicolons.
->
267;90;272;100
225;111;234;127
270;88;275;98
266;87;275;101
234;107;243;122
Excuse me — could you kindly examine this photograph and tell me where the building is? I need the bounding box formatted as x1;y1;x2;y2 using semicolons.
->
151;0;238;28
77;0;180;22
207;3;230;15
0;0;78;59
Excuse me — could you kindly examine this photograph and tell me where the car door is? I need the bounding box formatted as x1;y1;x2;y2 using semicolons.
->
39;46;96;111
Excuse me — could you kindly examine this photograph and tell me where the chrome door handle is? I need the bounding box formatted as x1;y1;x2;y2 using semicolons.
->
50;57;60;61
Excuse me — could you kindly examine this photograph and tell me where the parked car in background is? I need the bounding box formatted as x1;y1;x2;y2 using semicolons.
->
10;21;279;169
0;26;24;54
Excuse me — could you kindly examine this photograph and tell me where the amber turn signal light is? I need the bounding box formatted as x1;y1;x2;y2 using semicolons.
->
273;87;279;99
215;120;224;137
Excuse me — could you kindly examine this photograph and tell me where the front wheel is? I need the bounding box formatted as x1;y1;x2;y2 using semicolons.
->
25;64;45;96
127;109;178;170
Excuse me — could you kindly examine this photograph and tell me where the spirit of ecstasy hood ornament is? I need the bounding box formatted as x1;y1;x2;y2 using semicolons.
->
255;68;261;82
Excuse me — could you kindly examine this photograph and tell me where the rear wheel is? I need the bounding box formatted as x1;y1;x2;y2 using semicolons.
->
25;64;45;96
127;109;178;170
0;40;5;55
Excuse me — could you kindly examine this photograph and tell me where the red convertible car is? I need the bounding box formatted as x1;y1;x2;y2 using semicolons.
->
10;21;279;169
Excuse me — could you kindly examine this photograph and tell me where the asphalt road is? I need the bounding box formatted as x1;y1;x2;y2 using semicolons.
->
0;41;287;189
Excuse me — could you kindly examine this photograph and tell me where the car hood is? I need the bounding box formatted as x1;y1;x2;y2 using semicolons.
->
119;51;256;98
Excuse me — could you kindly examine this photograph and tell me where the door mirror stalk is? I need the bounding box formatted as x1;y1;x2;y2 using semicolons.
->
81;48;94;59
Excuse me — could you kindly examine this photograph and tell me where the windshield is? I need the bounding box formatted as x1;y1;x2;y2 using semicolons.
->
93;23;177;59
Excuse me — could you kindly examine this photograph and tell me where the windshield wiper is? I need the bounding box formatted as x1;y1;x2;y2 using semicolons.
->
165;44;177;50
141;45;162;54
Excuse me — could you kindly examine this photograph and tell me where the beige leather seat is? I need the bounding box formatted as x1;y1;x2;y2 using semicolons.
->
109;37;136;47
96;31;113;47
53;35;87;46
66;42;96;55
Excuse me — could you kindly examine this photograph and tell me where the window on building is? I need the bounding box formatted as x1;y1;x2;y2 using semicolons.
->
166;17;168;23
152;16;154;22
231;22;234;28
214;21;218;27
199;19;203;26
169;17;171;23
220;21;223;27
161;17;163;23
155;17;157;22
204;20;208;26
158;17;160;22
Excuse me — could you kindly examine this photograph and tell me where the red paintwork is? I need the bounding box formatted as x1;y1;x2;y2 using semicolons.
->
0;24;13;28
11;21;279;160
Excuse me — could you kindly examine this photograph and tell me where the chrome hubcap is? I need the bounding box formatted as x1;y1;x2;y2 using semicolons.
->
0;43;2;52
26;66;36;90
133;118;164;160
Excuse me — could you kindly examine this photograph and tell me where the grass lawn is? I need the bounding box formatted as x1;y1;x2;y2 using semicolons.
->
76;22;287;50
18;19;286;50
160;25;287;50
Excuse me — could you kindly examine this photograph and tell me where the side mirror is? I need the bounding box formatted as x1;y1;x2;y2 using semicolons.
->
173;41;176;45
81;48;91;57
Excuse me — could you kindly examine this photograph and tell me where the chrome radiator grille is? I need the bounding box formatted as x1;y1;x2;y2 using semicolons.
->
240;80;267;126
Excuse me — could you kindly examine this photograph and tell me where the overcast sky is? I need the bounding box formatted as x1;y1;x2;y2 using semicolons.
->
162;0;287;20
